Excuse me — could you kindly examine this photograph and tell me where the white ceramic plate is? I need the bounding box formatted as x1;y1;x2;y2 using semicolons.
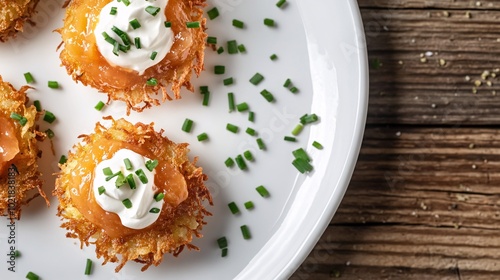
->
0;0;367;279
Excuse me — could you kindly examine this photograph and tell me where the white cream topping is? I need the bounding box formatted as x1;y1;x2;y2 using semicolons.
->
93;149;164;229
94;0;173;75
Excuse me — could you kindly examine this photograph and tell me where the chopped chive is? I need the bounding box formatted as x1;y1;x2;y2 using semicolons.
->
221;248;228;257
111;26;130;45
256;138;266;150
182;118;194;132
235;155;247;170
197;132;209;142
256;185;270;197
146;77;158;86
186;21;200;28
102;32;116;45
243;150;254;161
236;102;249;112
115;173;127;188
244;201;254;210
291;124;304;136
105;171;122;181
292;158;314;173
292;148;311;162
94;101;105;111
145;6;161;16
249;73;264;85
228;92;235;112
135;169;148;184
264;18;275;27
276;0;287;8
45;129;55;139
145;159;158;171
164;21;171;28
122;198;132;209
232;19;244;28
149;207;160;213
245;127;257;136
223;77;234;86
48;81;59;88
312;141;324;150
260;89;274;102
14;250;20;258
43;111;56;123
237;44;246;53
207;36;217;44
10;112;27;126
290;86;299;93
270;54;278;61
123;158;132;170
26;272;39;280
103;167;113;176
112;41;120;56
214;65;225;75
24;72;34;84
240;225;251;239
59;155;67;165
300;113;319;124
98;186;106;195
33;100;41;112
118;42;130;52
129;18;141;29
154;192;165;202
284;136;297;142
217;236;228;249
217;46;224;54
248;111;255;122
202;91;210;106
121;0;130;6
134;37;141;49
84;258;93;275
150;51;158;60
225;157;235;167
110;6;117;15
283;78;292;88
227;40;238;54
207;7;220;20
200;85;209;94
126;174;136;189
226;123;239;133
228;202;240;214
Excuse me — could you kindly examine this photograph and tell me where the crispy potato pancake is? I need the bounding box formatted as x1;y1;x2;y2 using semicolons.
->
58;0;207;113
0;0;39;42
54;117;212;272
0;75;48;220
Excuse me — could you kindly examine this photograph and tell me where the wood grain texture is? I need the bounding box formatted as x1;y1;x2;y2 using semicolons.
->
293;0;500;279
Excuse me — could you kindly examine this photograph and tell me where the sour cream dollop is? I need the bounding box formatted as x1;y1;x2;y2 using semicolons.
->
93;149;164;229
94;0;173;75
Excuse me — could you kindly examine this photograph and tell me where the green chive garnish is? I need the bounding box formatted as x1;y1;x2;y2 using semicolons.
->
43;111;56;123
102;32;116;45
84;258;93;275
214;65;225;75
207;7;219;20
154;192;165;202
292;148;311;162
150;51;158;60
226;123;239;133
300;114;319;124
146;159;158;171
126;174;136;189
98;186;106;195
59;155;67;165
111;26;131;45
228;202;240;214
10;112;27;126
121;0;130;6
33;100;42;112
291;124;304;136
146;78;158;86
45;129;55;139
249;73;264;85
103;167;113;176
105;171;122;181
145;6;161;16
115;173;127;188
290;86;299;93
186;21;200;28
284;136;297;142
248;111;255;122
217;236;228;249
207;36;217;44
270;54;278;60
244;201;254;210
222;248;228;257
283;78;292;88
149;207;160;213
122;198;132;209
200;86;209;94
164;21;171;28
14;250;20;257
94;101;105;111
217;46;224;54
112;41;120;56
243;150;254;161
202;91;210;106
135;169;148;184
182;118;194;132
48;81;59;88
276;0;287;8
197;132;209;142
264;18;275;27
130;18;141;29
236;102;249;112
237;44;246;53
235;155;247;170
260;89;274;102
256;138;266;150
228;92;235;112
123;158;132;170
292;158;313;174
26;272;39;280
240;225;251;240
225;157;235;167
24;72;34;84
232;19;244;28
245;127;257;136
227;40;238;54
223;77;234;86
256;185;270;197
110;6;117;15
312;141;324;150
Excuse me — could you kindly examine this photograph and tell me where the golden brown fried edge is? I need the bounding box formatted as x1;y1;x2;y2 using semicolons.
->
54;117;212;272
0;75;49;220
0;0;40;42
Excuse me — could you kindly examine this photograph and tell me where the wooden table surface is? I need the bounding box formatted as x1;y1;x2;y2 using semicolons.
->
293;0;500;279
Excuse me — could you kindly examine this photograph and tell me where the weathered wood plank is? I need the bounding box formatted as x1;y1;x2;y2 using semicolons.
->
359;0;500;9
